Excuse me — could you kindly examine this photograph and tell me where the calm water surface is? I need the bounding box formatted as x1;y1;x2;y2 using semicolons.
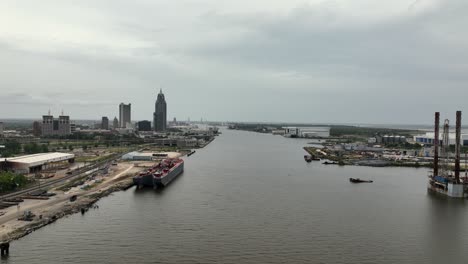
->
3;129;468;264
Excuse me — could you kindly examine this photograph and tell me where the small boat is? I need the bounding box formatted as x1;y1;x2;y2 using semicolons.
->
304;155;313;163
349;178;373;183
323;161;338;165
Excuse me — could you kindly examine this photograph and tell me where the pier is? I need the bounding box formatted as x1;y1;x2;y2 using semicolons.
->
0;242;9;256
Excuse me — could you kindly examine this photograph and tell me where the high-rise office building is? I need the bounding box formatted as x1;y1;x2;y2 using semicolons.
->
32;121;42;137
113;117;119;129
153;89;167;131
70;123;76;134
137;120;152;131
0;122;3;136
119;103;131;128
42;115;71;136
101;116;109;130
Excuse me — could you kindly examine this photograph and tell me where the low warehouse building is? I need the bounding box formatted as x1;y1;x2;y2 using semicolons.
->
121;151;167;161
0;152;75;174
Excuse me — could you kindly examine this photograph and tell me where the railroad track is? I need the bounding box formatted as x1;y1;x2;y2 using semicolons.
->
0;152;124;200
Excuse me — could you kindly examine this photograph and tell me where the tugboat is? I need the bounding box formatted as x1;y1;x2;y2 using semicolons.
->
349;178;373;183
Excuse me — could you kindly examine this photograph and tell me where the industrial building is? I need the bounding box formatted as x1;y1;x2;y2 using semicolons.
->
283;127;330;138
121;151;167;161
42;115;71;136
119;103;131;128
370;135;407;144
0;152;75;174
414;132;468;146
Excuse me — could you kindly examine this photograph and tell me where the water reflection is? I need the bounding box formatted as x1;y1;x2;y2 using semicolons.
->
426;193;467;263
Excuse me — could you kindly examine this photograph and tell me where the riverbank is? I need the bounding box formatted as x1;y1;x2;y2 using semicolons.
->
2;178;134;243
0;151;186;244
303;146;433;168
0;161;142;243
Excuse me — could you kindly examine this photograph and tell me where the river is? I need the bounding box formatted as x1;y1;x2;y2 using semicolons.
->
3;129;468;264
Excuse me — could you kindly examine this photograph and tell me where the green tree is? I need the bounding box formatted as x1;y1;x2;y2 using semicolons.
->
23;143;42;154
0;172;30;193
41;144;49;153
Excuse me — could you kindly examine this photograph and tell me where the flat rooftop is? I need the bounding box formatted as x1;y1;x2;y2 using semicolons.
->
0;152;75;167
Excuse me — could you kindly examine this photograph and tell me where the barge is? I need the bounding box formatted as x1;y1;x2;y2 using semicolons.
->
133;158;184;188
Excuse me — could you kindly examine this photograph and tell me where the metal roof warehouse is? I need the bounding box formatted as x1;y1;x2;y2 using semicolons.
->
0;152;75;173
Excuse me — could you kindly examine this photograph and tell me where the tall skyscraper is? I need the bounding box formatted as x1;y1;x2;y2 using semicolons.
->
154;89;167;131
119;103;131;128
101;116;109;130
0;122;3;136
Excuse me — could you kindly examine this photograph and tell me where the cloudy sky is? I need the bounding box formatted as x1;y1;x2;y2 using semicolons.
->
0;0;467;124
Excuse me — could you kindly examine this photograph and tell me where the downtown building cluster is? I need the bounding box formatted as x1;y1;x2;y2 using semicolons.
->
31;90;169;137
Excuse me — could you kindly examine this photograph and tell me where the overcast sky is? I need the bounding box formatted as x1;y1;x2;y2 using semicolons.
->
0;0;467;124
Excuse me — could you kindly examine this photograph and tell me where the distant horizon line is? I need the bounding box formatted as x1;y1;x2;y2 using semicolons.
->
0;117;436;127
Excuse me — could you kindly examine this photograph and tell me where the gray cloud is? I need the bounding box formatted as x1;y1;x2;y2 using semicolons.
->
187;0;468;83
0;0;467;124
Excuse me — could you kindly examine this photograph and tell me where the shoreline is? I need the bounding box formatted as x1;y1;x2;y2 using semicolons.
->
0;156;177;244
303;147;432;169
0;148;203;246
4;179;135;243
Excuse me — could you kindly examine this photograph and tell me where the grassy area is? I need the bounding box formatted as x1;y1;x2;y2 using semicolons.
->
75;155;110;163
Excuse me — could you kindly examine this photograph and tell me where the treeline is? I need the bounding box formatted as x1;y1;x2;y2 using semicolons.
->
0;171;30;193
43;132;136;140
330;126;417;137
23;143;49;154
0;141;22;157
0;141;49;157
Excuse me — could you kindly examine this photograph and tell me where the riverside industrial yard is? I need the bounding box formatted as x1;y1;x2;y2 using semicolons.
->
0;90;220;256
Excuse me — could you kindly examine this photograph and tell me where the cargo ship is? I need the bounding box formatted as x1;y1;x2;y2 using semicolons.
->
133;158;184;188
